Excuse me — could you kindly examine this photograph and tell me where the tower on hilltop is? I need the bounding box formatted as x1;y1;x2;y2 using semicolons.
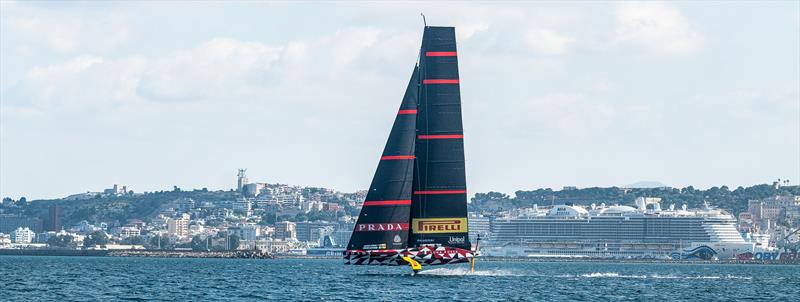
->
237;169;249;192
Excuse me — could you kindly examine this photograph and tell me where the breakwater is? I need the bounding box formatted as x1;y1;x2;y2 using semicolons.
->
0;249;109;257
0;249;273;259
108;250;274;259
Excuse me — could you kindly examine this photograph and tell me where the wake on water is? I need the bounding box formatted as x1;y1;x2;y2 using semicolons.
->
361;268;751;280
417;267;517;277
555;272;753;280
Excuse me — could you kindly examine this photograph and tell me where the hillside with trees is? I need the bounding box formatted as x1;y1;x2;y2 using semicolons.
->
470;184;800;215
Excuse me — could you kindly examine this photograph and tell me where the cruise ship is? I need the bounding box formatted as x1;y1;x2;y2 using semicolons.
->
483;198;754;260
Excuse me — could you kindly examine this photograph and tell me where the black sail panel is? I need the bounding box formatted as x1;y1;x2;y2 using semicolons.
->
409;26;471;250
347;67;419;251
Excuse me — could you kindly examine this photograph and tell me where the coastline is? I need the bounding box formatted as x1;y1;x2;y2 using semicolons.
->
0;249;273;259
2;249;797;264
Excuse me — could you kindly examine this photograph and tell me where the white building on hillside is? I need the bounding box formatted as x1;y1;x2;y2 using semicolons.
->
11;227;35;244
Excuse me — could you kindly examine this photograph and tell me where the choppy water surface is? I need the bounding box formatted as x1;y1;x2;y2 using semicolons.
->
0;256;797;301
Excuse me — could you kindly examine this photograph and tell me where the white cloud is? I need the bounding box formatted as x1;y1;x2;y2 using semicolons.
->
15;55;147;109
138;38;283;101
2;2;797;198
611;2;705;56
456;22;490;42
7;26;423;112
6;12;131;54
526;93;618;135
524;29;575;55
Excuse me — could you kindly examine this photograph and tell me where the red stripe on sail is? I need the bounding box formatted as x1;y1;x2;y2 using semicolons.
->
398;109;417;115
354;223;409;232
426;51;457;57
417;134;464;139
363;200;412;206
380;155;415;160
423;79;459;84
413;190;467;195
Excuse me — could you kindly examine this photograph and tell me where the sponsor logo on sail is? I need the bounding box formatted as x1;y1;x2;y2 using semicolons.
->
412;218;467;234
354;223;409;232
362;243;387;250
448;236;466;244
393;234;402;243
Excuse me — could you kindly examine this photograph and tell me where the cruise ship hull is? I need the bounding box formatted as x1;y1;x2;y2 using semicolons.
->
484;203;753;260
483;241;753;260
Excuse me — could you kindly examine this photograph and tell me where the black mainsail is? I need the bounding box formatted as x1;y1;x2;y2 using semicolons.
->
409;26;470;250
345;25;474;269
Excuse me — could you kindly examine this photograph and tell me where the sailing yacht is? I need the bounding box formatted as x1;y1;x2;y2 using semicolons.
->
343;25;475;273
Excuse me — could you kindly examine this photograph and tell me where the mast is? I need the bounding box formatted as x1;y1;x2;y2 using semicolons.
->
409;26;470;250
347;67;419;251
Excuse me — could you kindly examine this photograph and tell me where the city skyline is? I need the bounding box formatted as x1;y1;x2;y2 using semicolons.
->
2;1;799;199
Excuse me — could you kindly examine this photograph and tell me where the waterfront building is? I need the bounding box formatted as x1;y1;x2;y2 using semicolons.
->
167;214;189;237
119;226;141;238
0;234;10;246
333;222;355;247
73;220;101;234
295;221;338;243
11;227;35;244
274;221;296;241
48;204;61;231
227;224;260;241
255;240;291;254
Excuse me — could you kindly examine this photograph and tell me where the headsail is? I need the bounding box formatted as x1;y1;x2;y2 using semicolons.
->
409;26;470;250
346;67;419;251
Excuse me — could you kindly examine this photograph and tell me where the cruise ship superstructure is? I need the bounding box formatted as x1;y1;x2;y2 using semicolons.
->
483;198;754;260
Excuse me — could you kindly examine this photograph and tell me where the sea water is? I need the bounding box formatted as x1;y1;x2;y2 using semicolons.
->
0;256;797;301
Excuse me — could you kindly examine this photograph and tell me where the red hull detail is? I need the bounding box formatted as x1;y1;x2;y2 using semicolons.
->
380;155;415;160
398;109;417;115
423;79;459;84
425;51;457;57
363;200;412;206
413;190;467;195
417;134;464;139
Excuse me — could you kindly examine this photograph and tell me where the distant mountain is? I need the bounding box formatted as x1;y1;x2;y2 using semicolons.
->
623;181;669;188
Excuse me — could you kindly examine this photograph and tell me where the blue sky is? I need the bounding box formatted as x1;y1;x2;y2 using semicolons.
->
1;1;798;199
